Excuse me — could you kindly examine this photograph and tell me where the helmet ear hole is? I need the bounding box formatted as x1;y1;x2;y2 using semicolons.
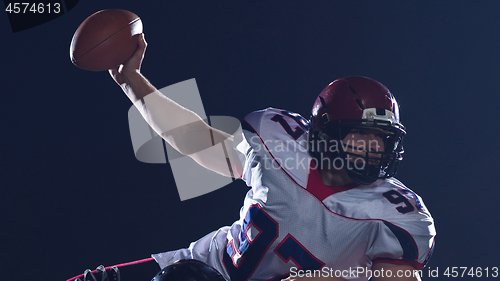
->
308;130;331;154
318;131;329;140
318;132;330;153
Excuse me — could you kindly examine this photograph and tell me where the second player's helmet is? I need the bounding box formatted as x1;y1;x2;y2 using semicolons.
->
308;76;406;185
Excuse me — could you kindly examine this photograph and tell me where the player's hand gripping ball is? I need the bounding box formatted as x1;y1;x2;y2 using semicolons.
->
70;9;143;71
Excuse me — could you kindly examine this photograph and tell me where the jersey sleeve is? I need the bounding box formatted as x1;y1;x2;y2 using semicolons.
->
233;107;310;188
232;110;261;185
366;207;436;269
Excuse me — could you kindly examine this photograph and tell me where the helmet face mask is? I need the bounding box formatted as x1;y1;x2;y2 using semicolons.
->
339;121;404;184
308;76;406;185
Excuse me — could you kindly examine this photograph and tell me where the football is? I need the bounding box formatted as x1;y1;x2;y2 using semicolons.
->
70;9;143;71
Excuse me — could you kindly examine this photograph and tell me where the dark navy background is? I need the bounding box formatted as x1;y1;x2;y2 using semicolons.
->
1;1;499;280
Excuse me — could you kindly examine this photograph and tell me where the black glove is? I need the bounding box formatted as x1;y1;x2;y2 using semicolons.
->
70;257;158;281
76;265;120;281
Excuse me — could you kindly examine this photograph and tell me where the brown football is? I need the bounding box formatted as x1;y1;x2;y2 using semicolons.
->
70;9;143;71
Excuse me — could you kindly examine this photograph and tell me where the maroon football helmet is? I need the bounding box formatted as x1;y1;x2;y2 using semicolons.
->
308;76;406;185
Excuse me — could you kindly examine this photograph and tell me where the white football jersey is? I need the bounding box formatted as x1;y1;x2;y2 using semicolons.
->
153;108;436;281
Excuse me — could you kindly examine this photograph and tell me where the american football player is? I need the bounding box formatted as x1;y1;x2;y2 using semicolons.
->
75;33;435;281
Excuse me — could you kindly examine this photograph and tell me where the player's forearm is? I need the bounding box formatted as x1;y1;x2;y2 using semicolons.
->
118;72;237;177
118;71;210;151
118;70;158;103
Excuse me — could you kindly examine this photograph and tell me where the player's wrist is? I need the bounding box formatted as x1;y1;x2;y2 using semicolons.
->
119;71;157;103
120;68;143;84
116;69;146;93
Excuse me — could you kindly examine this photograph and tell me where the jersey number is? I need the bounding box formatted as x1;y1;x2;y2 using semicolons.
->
271;114;305;140
223;205;324;281
382;190;415;214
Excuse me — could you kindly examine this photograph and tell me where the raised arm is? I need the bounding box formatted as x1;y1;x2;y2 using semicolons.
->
109;34;241;178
